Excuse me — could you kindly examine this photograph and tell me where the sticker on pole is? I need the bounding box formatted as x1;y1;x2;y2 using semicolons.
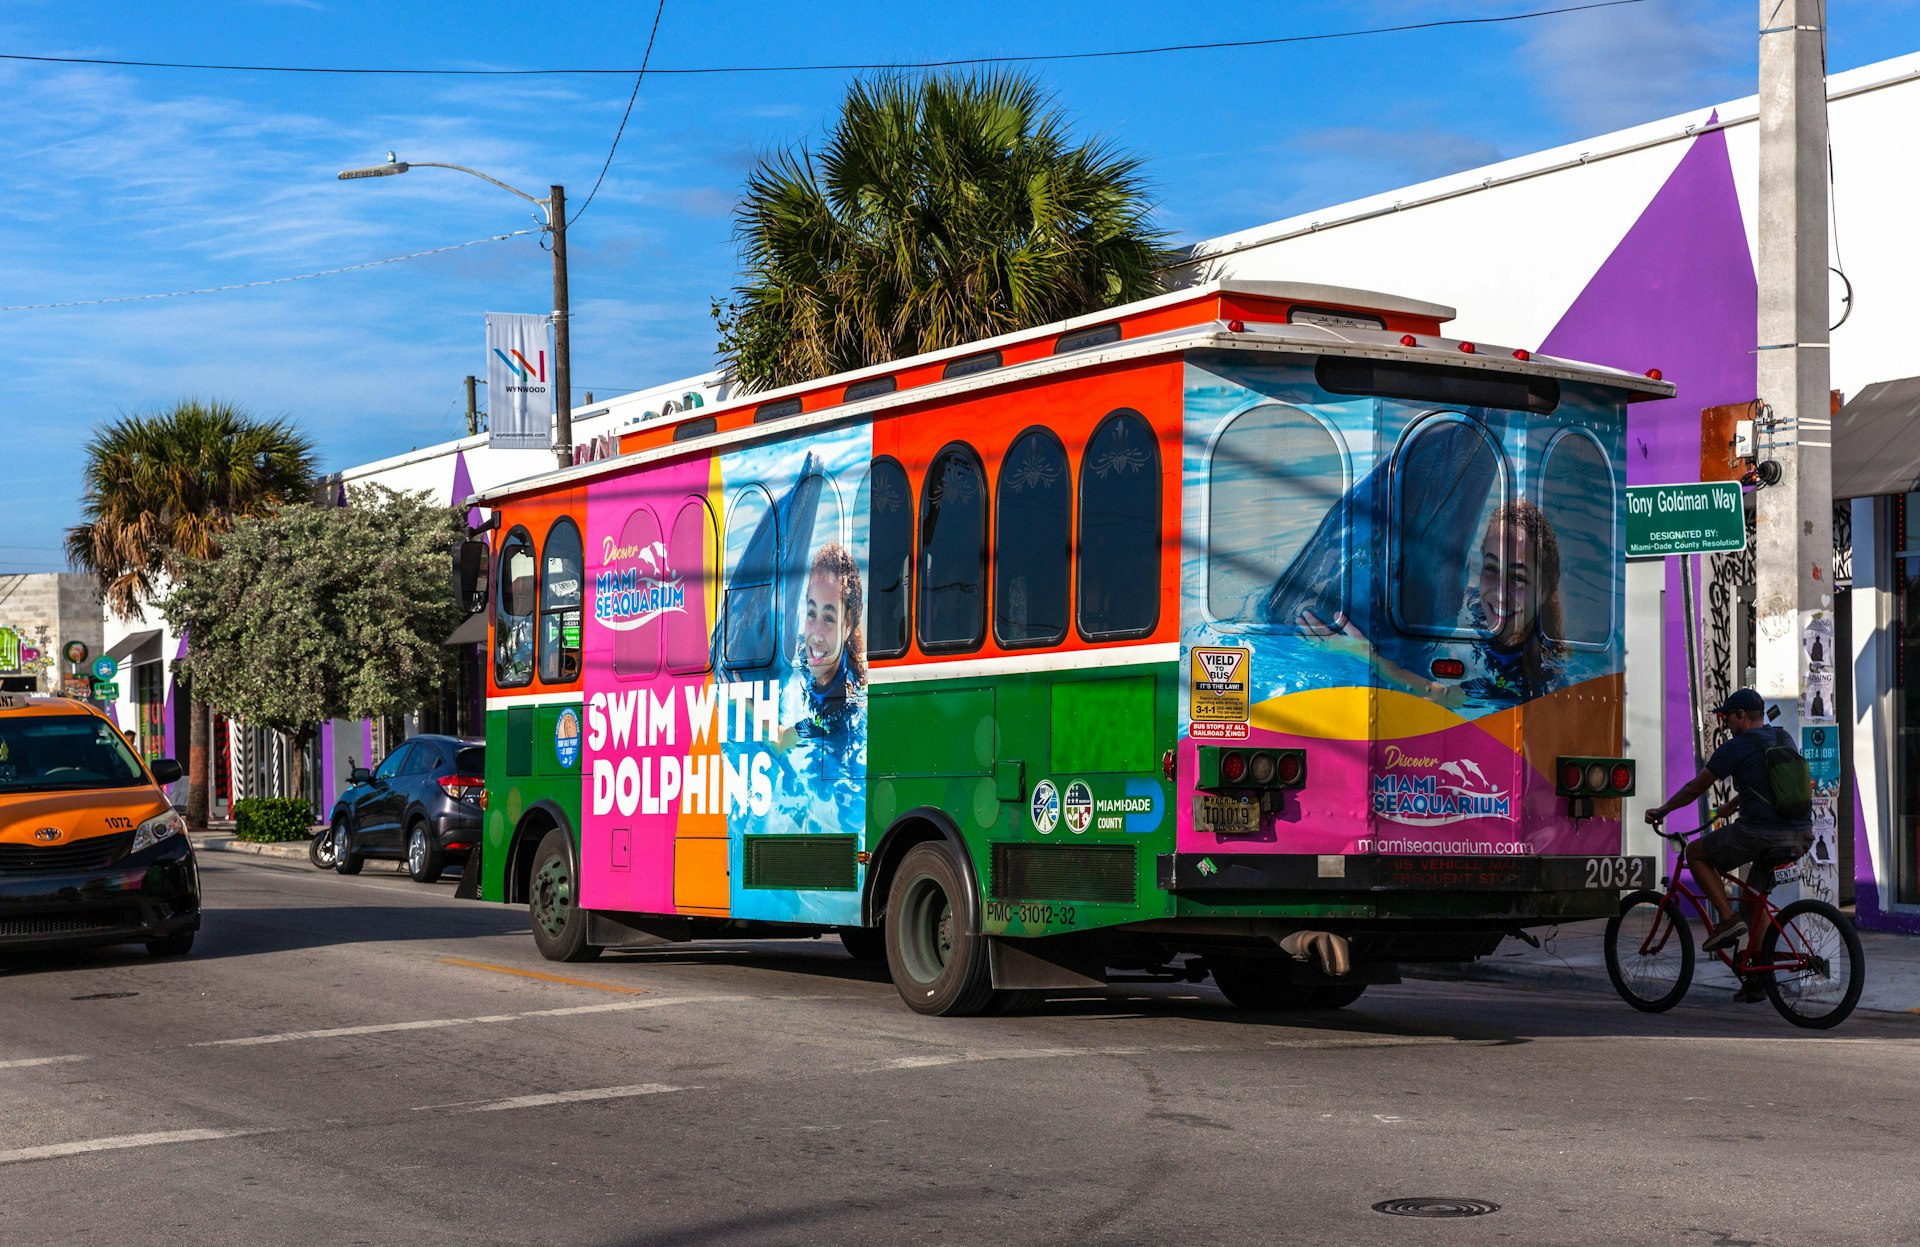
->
1190;646;1250;740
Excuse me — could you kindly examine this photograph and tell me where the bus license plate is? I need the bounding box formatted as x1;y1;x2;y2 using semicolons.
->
1194;793;1260;834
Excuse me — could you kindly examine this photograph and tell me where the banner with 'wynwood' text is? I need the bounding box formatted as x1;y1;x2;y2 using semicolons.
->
486;312;552;451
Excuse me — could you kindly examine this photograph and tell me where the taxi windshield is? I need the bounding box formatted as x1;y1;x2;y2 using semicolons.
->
0;716;150;793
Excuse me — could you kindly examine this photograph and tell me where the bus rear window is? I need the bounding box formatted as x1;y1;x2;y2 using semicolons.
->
1208;403;1347;627
1317;357;1560;415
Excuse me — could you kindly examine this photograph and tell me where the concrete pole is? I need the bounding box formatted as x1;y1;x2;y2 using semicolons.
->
1754;0;1835;898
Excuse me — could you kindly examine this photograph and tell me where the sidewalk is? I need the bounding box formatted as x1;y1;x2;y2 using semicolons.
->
1421;914;1920;1018
190;825;314;862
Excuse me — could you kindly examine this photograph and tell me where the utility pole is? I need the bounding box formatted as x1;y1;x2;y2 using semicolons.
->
1754;0;1835;899
464;375;479;437
549;184;573;471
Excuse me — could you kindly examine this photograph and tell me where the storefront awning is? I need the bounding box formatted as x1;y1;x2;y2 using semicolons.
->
1835;377;1920;499
443;612;488;646
105;628;163;666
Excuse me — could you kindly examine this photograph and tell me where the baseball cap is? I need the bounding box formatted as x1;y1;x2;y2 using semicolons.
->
1712;688;1765;716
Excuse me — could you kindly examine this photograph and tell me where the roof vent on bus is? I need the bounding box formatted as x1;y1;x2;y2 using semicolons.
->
942;349;1002;380
1054;323;1121;354
753;397;803;423
671;416;718;442
845;376;897;402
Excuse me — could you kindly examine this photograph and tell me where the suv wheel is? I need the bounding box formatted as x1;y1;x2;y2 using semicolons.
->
407;822;445;884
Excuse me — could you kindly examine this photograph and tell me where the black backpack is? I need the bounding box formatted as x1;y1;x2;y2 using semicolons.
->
1751;728;1813;822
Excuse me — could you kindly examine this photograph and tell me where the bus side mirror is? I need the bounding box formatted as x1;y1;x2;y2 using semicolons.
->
454;540;491;616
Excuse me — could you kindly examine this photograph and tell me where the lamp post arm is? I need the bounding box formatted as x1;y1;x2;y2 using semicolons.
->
405;162;552;221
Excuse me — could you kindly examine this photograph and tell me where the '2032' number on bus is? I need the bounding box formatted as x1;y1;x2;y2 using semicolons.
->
985;901;1077;927
1584;857;1645;889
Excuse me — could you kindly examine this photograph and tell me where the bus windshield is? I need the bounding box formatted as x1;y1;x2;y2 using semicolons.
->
0;715;151;793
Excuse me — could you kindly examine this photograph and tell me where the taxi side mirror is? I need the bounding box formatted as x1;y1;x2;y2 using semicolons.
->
149;758;183;785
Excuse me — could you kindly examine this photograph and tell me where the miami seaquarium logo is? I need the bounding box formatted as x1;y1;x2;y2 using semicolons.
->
1371;746;1512;826
594;537;685;632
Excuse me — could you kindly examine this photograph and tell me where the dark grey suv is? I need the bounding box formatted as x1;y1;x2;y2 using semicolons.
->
328;736;483;883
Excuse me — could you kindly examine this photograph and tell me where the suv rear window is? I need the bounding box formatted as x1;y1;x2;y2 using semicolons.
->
454;747;485;776
0;716;149;793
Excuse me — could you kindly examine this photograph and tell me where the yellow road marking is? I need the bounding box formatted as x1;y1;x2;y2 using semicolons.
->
438;957;647;995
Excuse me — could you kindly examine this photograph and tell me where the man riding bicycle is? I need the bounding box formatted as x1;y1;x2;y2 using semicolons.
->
1644;688;1815;1001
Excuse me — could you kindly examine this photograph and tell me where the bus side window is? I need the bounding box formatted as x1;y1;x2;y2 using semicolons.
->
538;517;584;684
494;526;535;687
867;457;911;659
1078;410;1160;640
1390;414;1507;637
918;443;988;653
995;428;1070;647
723;485;778;671
1207;403;1347;627
1538;429;1614;647
612;506;663;680
667;498;717;675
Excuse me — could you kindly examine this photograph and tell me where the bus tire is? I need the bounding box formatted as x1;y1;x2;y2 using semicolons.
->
1309;983;1367;1009
1210;957;1322;1010
885;841;994;1017
839;926;887;962
528;828;601;963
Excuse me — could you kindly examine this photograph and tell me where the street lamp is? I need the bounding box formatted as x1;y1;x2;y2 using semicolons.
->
339;153;574;470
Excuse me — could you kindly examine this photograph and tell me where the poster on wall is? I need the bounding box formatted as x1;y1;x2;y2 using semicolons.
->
1801;723;1841;905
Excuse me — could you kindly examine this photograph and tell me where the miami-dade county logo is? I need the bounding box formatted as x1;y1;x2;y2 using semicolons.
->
1063;781;1094;834
1371;748;1512;827
594;536;685;632
554;708;581;769
1030;780;1060;835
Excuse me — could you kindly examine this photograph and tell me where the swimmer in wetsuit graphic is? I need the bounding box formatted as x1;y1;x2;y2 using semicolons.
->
779;541;867;754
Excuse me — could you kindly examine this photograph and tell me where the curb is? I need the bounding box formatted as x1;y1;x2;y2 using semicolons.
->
191;834;310;861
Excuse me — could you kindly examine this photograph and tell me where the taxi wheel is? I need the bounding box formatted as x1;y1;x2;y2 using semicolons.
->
147;931;194;957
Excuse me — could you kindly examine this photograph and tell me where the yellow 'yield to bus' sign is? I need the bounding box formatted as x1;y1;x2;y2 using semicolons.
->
1191;646;1250;740
1624;482;1745;557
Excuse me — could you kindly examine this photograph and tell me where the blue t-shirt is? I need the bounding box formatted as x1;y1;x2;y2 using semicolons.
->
1707;726;1805;829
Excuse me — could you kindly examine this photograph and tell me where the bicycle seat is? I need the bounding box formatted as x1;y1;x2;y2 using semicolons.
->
1754;847;1803;869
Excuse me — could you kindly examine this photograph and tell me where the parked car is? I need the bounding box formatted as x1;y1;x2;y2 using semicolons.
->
328;735;483;883
0;694;199;957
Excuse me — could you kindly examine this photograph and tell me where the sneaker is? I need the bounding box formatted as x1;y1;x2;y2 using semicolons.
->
1702;915;1748;952
1734;977;1770;1004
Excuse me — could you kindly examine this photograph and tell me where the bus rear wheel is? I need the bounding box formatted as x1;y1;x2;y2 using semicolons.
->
528;828;601;963
886;842;994;1017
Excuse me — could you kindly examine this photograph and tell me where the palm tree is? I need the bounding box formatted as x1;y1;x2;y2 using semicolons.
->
66;400;315;828
715;70;1180;390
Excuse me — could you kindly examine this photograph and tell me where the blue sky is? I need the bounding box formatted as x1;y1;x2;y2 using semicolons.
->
4;0;1914;576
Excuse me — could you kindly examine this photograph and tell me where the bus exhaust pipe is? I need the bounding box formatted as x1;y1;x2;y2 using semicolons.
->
1277;930;1352;978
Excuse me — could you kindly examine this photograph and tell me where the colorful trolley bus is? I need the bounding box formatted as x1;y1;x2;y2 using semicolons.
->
460;279;1673;1016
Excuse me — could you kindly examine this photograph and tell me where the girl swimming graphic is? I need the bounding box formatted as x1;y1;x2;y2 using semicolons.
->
780;541;868;751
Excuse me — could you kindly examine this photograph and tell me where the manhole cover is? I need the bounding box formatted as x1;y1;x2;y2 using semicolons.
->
1372;1198;1500;1219
70;992;138;1001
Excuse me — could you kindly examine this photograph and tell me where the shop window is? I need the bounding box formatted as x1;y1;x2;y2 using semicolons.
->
538;518;584;683
918;444;988;652
723;485;777;672
667;498;717;675
612;506;663;680
1537;430;1615;647
867;457;912;658
1078;410;1160;640
1390;414;1508;638
493;526;536;687
1208;403;1347;627
995;429;1070;647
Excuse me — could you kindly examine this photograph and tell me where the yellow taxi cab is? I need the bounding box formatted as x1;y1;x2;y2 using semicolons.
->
0;694;200;957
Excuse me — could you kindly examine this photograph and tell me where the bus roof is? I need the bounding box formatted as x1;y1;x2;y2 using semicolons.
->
470;277;1674;507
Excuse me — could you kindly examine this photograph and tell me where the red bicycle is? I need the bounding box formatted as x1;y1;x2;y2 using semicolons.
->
1603;823;1864;1029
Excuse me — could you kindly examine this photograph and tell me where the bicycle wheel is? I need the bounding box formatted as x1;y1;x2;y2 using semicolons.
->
1761;899;1865;1029
1604;889;1695;1012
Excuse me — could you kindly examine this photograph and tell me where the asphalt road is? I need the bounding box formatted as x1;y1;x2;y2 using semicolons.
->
2;851;1916;1247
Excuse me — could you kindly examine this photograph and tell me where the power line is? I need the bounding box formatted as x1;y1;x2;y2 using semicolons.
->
570;0;667;227
0;3;1646;78
0;229;539;312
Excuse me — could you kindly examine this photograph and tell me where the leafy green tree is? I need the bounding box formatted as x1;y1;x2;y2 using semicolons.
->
714;70;1179;389
159;487;463;805
65;400;315;826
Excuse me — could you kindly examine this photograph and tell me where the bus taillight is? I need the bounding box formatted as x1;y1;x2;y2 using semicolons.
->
1196;746;1307;793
